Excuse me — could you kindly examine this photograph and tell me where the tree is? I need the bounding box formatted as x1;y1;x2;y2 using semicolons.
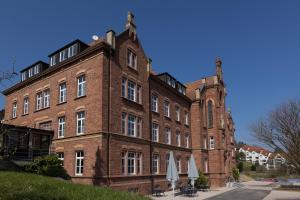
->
232;168;240;181
250;99;300;173
236;151;246;162
237;162;244;173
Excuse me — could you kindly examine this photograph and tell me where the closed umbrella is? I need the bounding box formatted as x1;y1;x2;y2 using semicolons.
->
188;154;199;190
166;151;179;197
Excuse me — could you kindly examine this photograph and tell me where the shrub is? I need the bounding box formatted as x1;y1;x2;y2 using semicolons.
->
232;168;240;181
25;154;70;179
195;171;208;187
237;162;244;173
251;164;256;171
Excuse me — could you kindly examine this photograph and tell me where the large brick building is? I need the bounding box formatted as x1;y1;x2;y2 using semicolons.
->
2;12;235;194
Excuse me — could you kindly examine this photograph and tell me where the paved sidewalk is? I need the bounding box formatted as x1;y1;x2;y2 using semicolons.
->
263;190;300;200
151;186;236;200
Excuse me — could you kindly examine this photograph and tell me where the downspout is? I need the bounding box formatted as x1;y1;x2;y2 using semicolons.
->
148;58;154;193
106;49;112;186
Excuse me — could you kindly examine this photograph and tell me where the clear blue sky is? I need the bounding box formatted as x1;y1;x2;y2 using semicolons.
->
1;0;300;144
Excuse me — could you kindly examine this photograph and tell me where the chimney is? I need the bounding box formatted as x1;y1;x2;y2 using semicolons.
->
147;57;152;73
125;11;137;40
106;30;115;49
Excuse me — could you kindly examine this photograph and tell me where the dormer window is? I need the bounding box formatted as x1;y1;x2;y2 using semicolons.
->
28;68;33;78
127;49;137;70
20;61;49;82
21;72;26;81
48;40;88;67
59;49;68;62
33;64;40;75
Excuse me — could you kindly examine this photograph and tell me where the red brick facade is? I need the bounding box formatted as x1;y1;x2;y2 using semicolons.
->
2;12;235;194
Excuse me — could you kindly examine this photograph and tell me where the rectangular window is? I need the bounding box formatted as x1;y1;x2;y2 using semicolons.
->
68;44;77;58
127;49;137;70
77;111;85;135
21;72;26;81
175;106;180;121
28;68;33;78
184;111;189;125
75;151;84;176
23;97;29;115
121;78;127;97
121;112;126;134
127;114;136;136
59;49;68;62
137;85;141;104
151;94;158;112
176;158;181;173
165;154;170;172
176;130;181;147
127;152;136;175
121;152;126;175
57;152;64;166
185;134;189;148
127;80;136;101
58;117;65;138
137;117;142;138
59;83;67;103
77;75;86;97
36;92;43;110
165;127;171;145
153;154;159;174
33;64;40;75
164;101;170;117
39;121;52;130
152;123;159;142
12;102;17;118
50;55;57;66
43;89;50;108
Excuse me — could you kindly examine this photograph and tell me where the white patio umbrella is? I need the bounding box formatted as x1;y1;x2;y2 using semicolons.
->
166;151;179;198
188;154;199;190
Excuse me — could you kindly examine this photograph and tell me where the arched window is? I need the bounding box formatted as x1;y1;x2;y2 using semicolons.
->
207;100;214;128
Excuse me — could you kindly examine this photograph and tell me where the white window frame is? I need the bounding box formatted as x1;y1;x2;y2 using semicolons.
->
152;154;159;174
127;49;137;70
58;116;65;138
28;68;33;78
152;123;159;142
68;44;77;58
127;80;136;102
43;89;50;108
50;55;57;66
75;151;84;176
151;94;158;112
127;114;136;137
77;111;85;135
185;134;189;148
176;130;181;147
59;82;67;103
59;49;68;62
36;92;43;110
57;152;64;166
127;152;136;175
23;97;29;115
175;105;180;121
12;102;17;118
34;64;40;75
184;111;189;125
165;127;171;145
21;72;26;81
77;75;86;97
164;100;170;117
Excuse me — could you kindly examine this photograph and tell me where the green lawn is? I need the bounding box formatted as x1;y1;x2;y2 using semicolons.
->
0;171;149;200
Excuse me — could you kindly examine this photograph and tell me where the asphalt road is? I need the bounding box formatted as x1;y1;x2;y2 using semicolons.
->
205;188;271;200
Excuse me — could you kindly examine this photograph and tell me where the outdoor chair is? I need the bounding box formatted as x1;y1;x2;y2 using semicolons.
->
152;185;166;197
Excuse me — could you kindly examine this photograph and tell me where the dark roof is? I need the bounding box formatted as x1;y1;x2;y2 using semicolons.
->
157;72;187;88
150;74;192;103
20;61;48;73
2;41;111;95
48;39;89;57
0;123;54;135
